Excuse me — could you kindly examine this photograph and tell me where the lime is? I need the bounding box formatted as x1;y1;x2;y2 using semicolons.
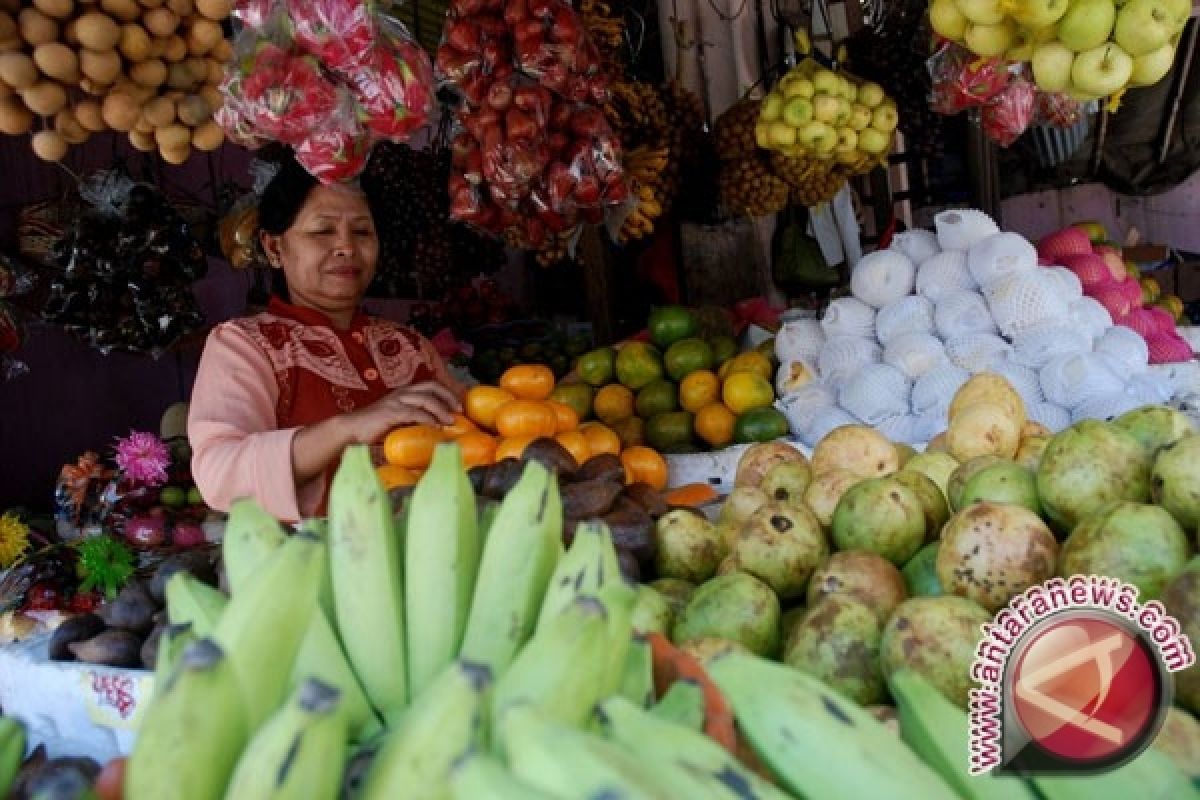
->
733;407;790;444
187;486;204;506
663;337;715;382
635;379;679;419
160;486;187;508
646;411;696;453
549;382;594;421
709;335;738;366
576;347;616;387
615;342;665;390
648;306;698;349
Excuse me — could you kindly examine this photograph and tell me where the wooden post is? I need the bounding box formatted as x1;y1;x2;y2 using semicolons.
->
577;226;615;345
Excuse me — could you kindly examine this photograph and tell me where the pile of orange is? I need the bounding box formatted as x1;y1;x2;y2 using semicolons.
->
376;364;669;492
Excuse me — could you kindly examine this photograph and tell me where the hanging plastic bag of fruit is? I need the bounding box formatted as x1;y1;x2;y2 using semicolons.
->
1035;91;1084;129
511;0;608;104
981;75;1036;147
928;42;1012;115
285;0;380;74
435;3;515;108
232;0;285;32
293;92;374;183
545;103;628;214
343;17;437;142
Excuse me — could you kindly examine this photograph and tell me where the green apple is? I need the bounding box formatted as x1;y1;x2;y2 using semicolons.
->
834;98;853;126
858;127;891;155
870;103;899;133
857;81;885;108
1129;40;1176;86
783;76;815;98
964;20;1016;57
848;103;873;130
798;120;837;153
186;486;204;506
755;120;771;148
761;92;784;122
812;94;841;123
952;0;1005;24
812;69;840;95
1057;0;1116;52
1163;0;1191;32
838;77;857;102
1070;42;1134;97
768;120;798;148
931;0;969;40
1113;0;1174;56
1006;30;1038;62
1032;41;1076;91
1008;0;1068;29
782;96;814;127
836;147;862;165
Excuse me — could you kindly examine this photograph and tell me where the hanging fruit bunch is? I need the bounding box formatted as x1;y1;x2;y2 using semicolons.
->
715;98;789;217
216;0;435;183
0;0;234;164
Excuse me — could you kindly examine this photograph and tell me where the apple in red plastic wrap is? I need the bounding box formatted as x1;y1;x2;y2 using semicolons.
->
286;0;378;74
981;78;1035;147
512;0;608;103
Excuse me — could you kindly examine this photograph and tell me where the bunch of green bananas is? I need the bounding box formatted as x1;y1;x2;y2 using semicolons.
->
0;715;24;798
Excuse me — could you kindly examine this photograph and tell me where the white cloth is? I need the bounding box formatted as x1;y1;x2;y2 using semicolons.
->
774;318;827;367
967;232;1038;288
884;332;947;380
838;363;913;425
935;291;999;339
851;249;917;309
820;297;877;339
945;334;1013;373
916;251;976;302
875;296;935;345
1094;326;1150;374
1040;353;1128;409
1011;324;1093;368
817;335;883;385
982;270;1071;338
911;362;971;415
935;209;1000;251
1027;402;1071;432
889;229;940;265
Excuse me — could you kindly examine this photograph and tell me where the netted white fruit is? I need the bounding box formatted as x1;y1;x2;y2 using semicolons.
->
803;406;861;448
817;335;882;385
934;209;1000;251
988;359;1045;407
884;332;947;380
776;359;819;397
778;381;838;439
1151;361;1200;397
820;297;877;339
916;251;976;302
982;270;1070;338
1071;392;1145;424
775;318;826;367
1011;324;1093;368
967;232;1038;287
945;334;1013;373
889;229;940;264
875;414;920;445
838;363;913;425
912;409;947;443
935;291;999;339
1027;402;1071;432
1067;296;1114;341
851;249;916;309
1040;353;1127;408
875;296;935;345
1045;267;1083;301
911;363;971;415
1094;326;1149;374
1126;372;1174;405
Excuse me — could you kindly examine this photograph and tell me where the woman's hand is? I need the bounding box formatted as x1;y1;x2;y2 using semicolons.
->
345;381;462;444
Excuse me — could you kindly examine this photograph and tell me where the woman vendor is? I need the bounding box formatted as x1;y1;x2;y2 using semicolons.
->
188;150;463;523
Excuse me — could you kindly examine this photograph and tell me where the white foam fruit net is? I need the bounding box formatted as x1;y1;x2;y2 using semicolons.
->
818;335;882;385
934;209;1001;251
916;251;976;302
912;409;948;442
935;291;998;339
804;406;861;447
988;359;1045;407
1027;402;1071;432
945;333;1013;373
912;362;971;415
774;318;826;367
875;296;935;344
1012;324;1093;368
967;232;1038;287
982;270;1070;338
838;363;912;425
1045;267;1083;301
1071;392;1145;424
884;332;946;380
889;230;941;265
1068;296;1115;341
778;379;837;425
1153;361;1200;397
1127;372;1175;405
851;250;917;309
875;414;920;444
820;297;877;339
1094;326;1149;374
1040;353;1127;408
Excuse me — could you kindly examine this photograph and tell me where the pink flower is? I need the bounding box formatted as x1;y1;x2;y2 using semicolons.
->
114;431;171;487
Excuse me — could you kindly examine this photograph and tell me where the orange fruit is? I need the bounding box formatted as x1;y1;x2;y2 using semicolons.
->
494;400;559;439
499;364;556;401
695;403;736;448
620;446;669;490
554;430;591;468
376;463;421;489
495;435;536;462
442;412;477;438
593;384;635;426
579;422;622;457
383;425;444;469
456;430;498;468
465;385;516;431
679;370;721;412
546;400;580;433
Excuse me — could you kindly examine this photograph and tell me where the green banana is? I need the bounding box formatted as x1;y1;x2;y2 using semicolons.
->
448;752;556;800
478;501;501;543
221;497;287;595
152;622;196;690
404;443;480;698
649;678;706;731
1030;746;1198;800
500;705;675;799
214;531;325;731
459;460;563;678
290;609;383;743
360;660;492;800
598;581;638;700
535;520;622;633
596;695;796;800
0;715;26;799
888;669;1036;800
491;595;614;737
297;517;334;620
328;445;408;717
617;634;656;710
125;639;248;800
164;572;228;638
223;678;348;800
705;650;960;800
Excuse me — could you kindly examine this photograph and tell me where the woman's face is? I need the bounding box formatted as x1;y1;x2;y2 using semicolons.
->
261;184;379;318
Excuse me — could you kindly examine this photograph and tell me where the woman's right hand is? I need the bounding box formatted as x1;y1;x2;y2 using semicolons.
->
345;381;462;445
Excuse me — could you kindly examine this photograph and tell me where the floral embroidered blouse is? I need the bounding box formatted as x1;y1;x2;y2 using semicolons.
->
188;296;461;523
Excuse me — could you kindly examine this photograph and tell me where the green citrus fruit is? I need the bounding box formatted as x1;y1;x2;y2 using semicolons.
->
635;379;679;419
663;337;715;382
646;411;696;453
615;342;665;390
576;347;616;387
648;306;699;349
733;407;789;444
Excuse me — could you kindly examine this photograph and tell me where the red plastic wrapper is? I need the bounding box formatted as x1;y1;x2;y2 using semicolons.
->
928;44;1011;114
219;40;342;146
511;0;608;103
233;0;280;31
436;11;513;108
294;96;373;184
1035;91;1084;128
348;23;437;141
286;0;377;73
982;78;1035;147
545;102;627;212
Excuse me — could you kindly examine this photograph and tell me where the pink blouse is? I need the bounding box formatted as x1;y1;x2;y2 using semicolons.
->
188;297;460;523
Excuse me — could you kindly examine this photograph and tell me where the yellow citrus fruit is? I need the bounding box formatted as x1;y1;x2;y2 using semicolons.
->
465;385;516;431
579;422;622;457
554;430;591;468
722;372;774;414
679;370;721;412
695;403;736;448
376;464;421;489
718;351;773;382
593;384;635;426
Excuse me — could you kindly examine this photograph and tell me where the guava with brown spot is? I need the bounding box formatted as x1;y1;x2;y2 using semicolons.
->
1152;434;1200;532
1036;420;1152;534
959;461;1041;516
760;460;813;507
631;584;673;636
1014;435;1049;472
946;455;1006;512
648;578;695;622
784;594;886;706
811;424;899;479
1059;502;1191;601
735;441;809;488
803;468;863;528
806;550;908;621
831;477;926;565
672;572;782;658
677;636;751;668
892;470;951;540
732;503;829;600
1162;561;1200;715
1114;406;1195;460
653;509;722;584
902;452;960;498
880;596;991;709
936;502;1058;612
